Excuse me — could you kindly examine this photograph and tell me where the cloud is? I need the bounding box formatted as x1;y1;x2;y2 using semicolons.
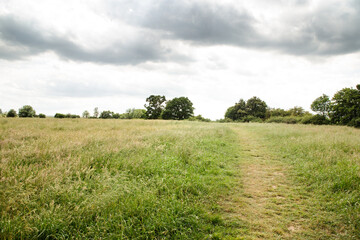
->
128;0;360;56
0;15;187;64
1;0;360;66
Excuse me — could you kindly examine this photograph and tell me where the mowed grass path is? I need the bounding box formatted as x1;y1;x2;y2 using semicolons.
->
1;119;359;239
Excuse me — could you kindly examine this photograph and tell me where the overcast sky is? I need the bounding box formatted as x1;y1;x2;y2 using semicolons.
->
1;0;359;119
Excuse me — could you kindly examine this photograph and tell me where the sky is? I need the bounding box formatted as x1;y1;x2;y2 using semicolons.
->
0;0;359;120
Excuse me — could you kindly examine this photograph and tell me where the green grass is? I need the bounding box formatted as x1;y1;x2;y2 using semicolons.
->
1;119;359;239
0;119;240;239
239;123;360;238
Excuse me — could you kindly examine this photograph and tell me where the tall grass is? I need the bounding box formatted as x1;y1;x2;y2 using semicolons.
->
0;119;240;239
242;123;360;238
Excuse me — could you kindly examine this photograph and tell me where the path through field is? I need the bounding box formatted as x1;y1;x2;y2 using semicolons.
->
221;126;330;239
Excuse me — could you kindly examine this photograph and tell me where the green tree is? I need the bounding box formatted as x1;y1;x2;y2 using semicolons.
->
82;110;90;118
144;95;166;119
93;107;99;118
330;86;360;125
124;109;146;119
162;97;194;120
38;113;46;118
225;99;247;121
246;97;267;119
288;106;306;116
99;110;113;119
7;109;17;118
18;105;36;118
311;94;331;117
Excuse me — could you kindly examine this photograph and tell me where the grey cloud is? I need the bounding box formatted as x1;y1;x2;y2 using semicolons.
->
127;0;360;56
0;15;187;64
140;2;257;46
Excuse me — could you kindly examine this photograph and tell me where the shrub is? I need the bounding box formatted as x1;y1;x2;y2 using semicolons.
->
301;115;330;125
18;105;36;118
266;116;302;124
38;113;46;118
6;109;17;118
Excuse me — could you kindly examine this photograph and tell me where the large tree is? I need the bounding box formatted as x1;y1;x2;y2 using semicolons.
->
311;94;331;117
18;105;36;118
330;85;360;125
144;95;166;119
225;97;267;120
162;97;194;120
225;99;247;120
246;97;267;119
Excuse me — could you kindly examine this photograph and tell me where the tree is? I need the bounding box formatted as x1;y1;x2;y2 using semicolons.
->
330;86;360;125
225;99;247;120
246;97;267;119
38;113;46;118
124;108;146;119
0;108;2;115
144;95;166;119
162;97;194;120
82;110;90;118
7;109;17;117
93;107;99;118
18;105;36;118
225;97;267;120
311;94;331;117
99;110;113;119
288;106;306;116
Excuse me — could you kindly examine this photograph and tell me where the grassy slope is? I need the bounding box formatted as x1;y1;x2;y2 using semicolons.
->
239;123;360;239
0;119;240;239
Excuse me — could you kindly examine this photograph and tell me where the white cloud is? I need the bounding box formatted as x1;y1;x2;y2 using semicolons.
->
0;0;359;119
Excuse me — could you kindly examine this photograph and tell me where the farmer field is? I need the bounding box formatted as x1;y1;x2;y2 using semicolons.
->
1;119;359;239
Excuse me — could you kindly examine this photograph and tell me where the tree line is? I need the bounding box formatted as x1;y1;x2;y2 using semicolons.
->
1;84;358;127
223;84;360;128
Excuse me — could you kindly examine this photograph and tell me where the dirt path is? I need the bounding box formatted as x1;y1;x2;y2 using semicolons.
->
220;126;313;239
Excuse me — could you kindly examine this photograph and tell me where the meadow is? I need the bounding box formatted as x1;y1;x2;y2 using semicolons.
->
1;119;359;239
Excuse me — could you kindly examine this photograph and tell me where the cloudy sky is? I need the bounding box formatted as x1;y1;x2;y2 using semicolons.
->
1;0;359;119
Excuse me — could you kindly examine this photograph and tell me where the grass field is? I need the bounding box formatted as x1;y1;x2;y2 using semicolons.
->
1;119;359;239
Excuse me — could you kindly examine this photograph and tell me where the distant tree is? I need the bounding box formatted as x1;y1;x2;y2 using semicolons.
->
144;95;166;119
93;107;99;118
225;97;267;120
311;94;331;117
82;110;90;118
18;105;36;118
7;109;17;118
112;113;121;119
99;110;113;119
330;86;360;126
0;108;2;115
225;99;247;120
162;97;194;120
38;113;46;118
246;97;267;119
266;108;290;118
288;106;306;116
124;108;146;119
54;113;65;118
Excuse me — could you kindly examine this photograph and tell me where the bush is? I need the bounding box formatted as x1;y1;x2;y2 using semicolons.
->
301;115;330;125
18;105;36;118
266;116;302;124
6;109;17;118
347;118;360;128
188;115;211;122
54;113;65;118
38;114;46;118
